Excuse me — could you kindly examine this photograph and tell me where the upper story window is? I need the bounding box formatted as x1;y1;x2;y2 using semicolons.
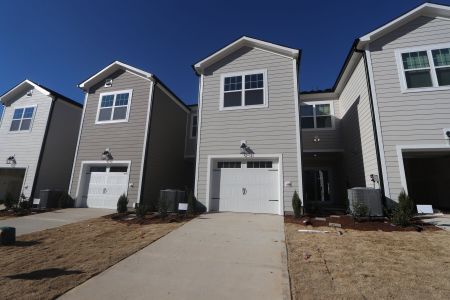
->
396;44;450;92
96;89;132;124
220;69;268;110
190;114;198;138
300;101;334;130
10;106;36;132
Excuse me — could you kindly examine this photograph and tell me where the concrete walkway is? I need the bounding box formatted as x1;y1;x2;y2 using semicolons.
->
0;208;113;236
419;214;450;231
61;213;290;300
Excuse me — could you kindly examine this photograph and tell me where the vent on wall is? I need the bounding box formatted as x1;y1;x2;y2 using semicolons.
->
104;79;113;87
26;90;33;97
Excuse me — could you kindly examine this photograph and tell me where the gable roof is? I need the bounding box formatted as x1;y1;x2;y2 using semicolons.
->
0;79;82;108
193;36;300;75
358;2;450;48
78;61;153;89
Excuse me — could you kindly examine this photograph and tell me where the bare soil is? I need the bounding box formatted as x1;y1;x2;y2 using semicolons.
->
285;222;450;300
0;215;193;299
285;215;440;232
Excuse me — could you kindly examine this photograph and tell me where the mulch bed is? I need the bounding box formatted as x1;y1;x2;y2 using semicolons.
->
0;208;58;219
105;212;198;225
285;215;441;232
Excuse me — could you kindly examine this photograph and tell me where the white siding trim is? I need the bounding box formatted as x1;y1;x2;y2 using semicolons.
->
95;89;133;125
205;154;284;215
219;69;268;111
292;59;303;200
69;92;88;194
137;81;155;204
194;75;204;197
365;50;391;198
74;160;132;206
396;144;450;195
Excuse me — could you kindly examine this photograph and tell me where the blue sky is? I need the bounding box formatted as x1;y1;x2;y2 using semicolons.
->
1;0;449;111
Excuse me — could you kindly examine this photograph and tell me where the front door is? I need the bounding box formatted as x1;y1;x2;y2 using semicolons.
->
303;169;331;202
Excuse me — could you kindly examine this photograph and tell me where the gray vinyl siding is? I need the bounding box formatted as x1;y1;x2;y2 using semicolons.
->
34;99;82;198
185;106;197;157
197;46;300;212
369;16;450;201
0;89;52;199
70;70;151;205
339;58;378;188
141;85;188;206
300;98;342;151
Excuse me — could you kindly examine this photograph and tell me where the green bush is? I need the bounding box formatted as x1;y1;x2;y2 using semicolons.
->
4;192;18;210
292;190;302;218
351;198;369;219
187;191;196;215
391;190;415;226
57;192;75;208
135;203;148;219
159;197;168;218
117;194;128;214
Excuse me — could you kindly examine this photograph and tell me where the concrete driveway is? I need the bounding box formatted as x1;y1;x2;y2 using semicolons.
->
419;213;450;231
0;208;113;236
61;212;290;300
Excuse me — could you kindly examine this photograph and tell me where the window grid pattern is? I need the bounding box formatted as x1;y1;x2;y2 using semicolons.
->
191;115;198;138
10;107;35;132
223;72;265;108
300;103;332;129
97;91;131;123
247;161;273;168
217;161;241;168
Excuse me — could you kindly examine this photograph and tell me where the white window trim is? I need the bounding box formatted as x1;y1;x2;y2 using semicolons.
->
95;89;133;124
219;69;268;111
300;100;335;131
190;113;198;139
8;104;38;134
395;42;450;93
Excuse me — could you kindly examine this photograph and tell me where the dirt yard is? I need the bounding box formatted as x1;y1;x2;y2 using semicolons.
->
0;215;193;299
285;222;450;300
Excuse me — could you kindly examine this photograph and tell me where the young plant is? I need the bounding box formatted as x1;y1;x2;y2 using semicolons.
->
57;191;75;208
135;203;148;219
292;190;302;218
117;194;128;214
391;190;415;226
351;198;369;220
4;192;18;210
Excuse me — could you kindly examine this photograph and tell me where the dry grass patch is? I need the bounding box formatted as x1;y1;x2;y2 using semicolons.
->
285;222;450;300
0;216;192;299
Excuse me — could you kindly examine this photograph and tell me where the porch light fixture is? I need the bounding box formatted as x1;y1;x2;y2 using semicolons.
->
313;136;320;143
6;155;16;166
101;148;113;161
240;141;254;157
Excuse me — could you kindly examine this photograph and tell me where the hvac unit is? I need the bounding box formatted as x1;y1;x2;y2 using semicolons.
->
159;189;185;213
348;187;383;217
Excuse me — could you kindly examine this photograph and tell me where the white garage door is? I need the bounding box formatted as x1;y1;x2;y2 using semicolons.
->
211;160;279;214
84;166;129;209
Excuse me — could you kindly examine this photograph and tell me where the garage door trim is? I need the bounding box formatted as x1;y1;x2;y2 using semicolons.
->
75;160;131;208
206;154;284;215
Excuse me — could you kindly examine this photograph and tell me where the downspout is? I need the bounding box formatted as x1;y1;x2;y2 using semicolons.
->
30;97;56;200
355;43;386;205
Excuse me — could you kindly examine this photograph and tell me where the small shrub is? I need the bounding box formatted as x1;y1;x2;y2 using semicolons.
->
391;190;415;226
57;191;75;208
292;190;302;218
4;192;18;210
135;203;148;219
117;194;128;214
351;198;369;219
187;191;196;215
159;197;168;218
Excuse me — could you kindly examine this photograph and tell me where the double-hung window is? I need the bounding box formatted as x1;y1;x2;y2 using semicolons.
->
221;70;267;110
190;114;198;138
396;44;450;91
96;90;132;124
300;102;333;129
10;106;36;132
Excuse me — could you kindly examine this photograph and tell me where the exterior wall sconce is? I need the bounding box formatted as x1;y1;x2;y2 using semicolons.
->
6;155;16;166
240;140;254;157
313;136;320;143
101;148;113;161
